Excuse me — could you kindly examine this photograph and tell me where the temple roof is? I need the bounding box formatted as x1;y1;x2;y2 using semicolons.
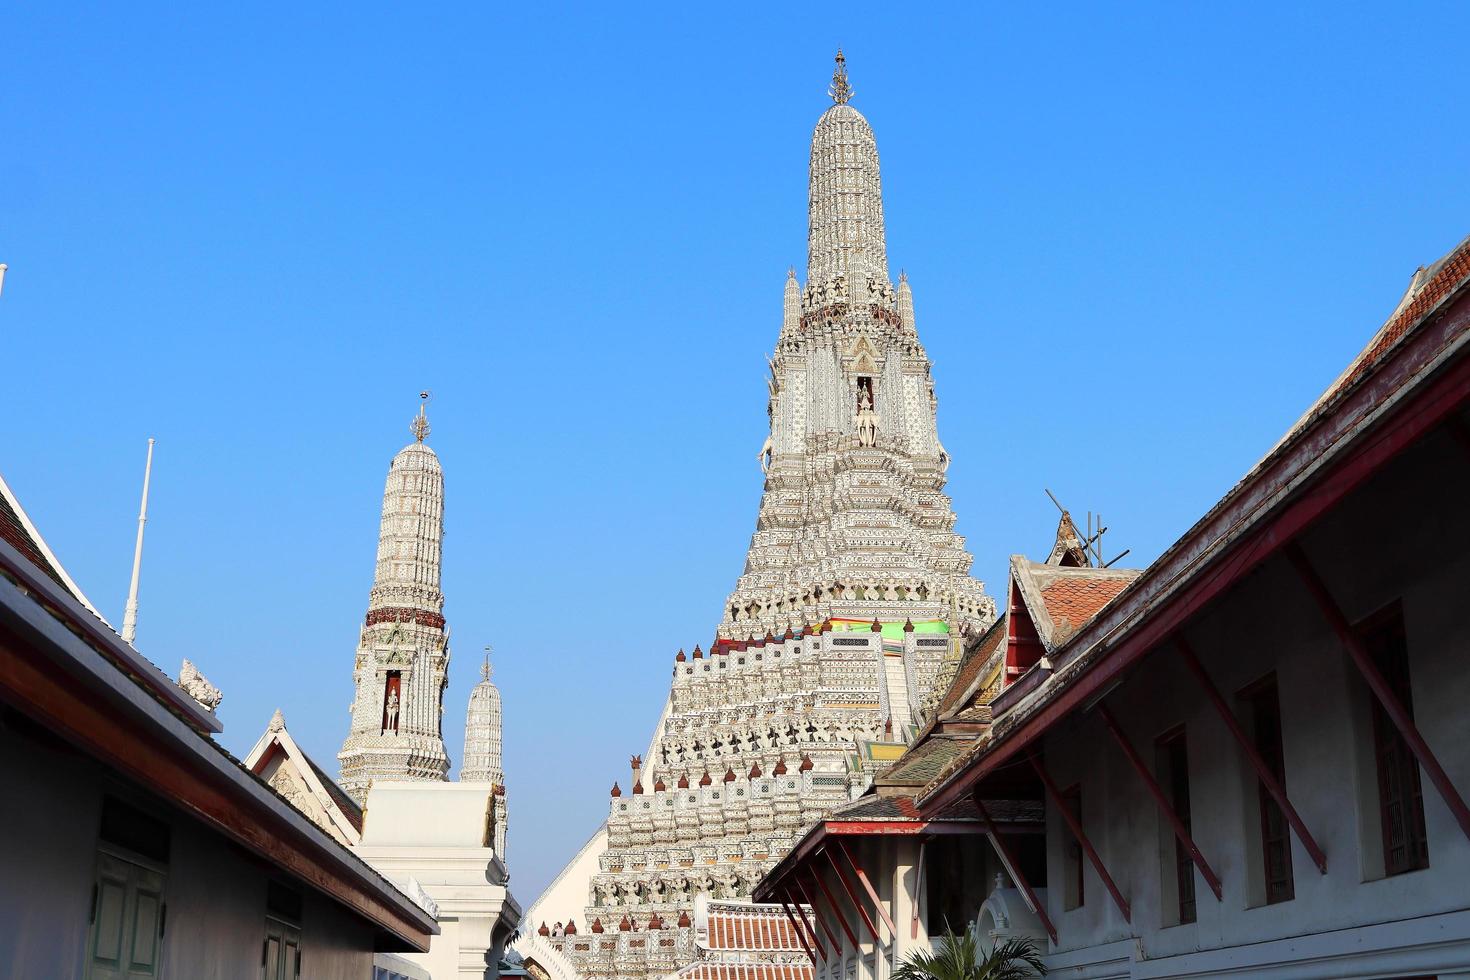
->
934;615;1007;717
245;712;364;842
675;966;811;980
873;734;974;791
703;903;807;953
1010;557;1141;653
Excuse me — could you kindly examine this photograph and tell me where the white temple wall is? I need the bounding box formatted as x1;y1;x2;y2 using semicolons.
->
0;738;375;979
1029;432;1470;977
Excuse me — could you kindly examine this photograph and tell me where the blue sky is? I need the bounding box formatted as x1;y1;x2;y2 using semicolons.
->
3;3;1468;902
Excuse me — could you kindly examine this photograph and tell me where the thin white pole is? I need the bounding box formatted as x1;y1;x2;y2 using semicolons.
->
121;438;155;645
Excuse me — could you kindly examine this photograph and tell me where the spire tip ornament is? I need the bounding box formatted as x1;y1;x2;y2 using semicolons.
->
411;390;431;443
828;48;852;105
482;643;493;682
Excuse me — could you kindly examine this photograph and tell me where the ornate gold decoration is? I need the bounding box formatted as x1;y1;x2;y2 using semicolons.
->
829;48;853;105
411;390;431;443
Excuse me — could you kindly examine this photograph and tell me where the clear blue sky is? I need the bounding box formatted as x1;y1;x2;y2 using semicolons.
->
3;3;1467;903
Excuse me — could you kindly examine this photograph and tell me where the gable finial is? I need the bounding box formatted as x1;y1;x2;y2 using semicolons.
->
411;390;431;443
829;48;853;105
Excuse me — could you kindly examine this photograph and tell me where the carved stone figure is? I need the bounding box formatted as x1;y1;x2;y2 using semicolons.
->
178;659;222;711
384;688;400;732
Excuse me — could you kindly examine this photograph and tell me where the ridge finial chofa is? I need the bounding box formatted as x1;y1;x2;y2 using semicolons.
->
829;48;853;105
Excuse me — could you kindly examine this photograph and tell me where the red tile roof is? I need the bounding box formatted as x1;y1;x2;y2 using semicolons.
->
705;905;806;951
1038;574;1135;642
936;617;1005;715
1330;235;1470;402
0;489;70;593
676;966;813;980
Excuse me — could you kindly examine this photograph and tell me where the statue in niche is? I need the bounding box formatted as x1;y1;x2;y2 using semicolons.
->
855;380;880;447
384;688;400;733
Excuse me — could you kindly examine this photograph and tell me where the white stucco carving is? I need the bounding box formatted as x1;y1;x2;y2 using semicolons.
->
178;658;222;711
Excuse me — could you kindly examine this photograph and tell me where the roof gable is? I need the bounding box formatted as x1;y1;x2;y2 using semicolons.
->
245;713;363;844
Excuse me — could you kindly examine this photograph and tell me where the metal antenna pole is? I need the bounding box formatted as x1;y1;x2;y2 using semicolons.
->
121;439;155;646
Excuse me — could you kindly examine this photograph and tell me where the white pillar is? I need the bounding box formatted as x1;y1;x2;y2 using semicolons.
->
891;838;924;963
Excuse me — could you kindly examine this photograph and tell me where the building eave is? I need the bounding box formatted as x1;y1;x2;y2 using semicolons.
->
920;247;1470;816
753;808;1034;904
0;540;437;952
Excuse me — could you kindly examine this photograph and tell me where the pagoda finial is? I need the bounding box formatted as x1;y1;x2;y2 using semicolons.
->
411;390;431;443
481;643;493;682
829;49;853;105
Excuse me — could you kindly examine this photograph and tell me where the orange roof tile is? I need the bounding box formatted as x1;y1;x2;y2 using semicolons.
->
1038;574;1135;641
703;905;807;951
675;966;813;980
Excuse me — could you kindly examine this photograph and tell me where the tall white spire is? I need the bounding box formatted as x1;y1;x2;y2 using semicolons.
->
806;50;889;288
120;438;155;646
718;51;991;640
338;394;452;803
462;645;504;786
463;644;508;856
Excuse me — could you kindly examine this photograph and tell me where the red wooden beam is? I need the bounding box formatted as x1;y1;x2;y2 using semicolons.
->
836;839;900;939
778;897;818;964
1177;637;1328;874
783;886;827;961
974;793;1057;944
793;875;840;953
824;846;881;946
1097;702;1224;900
1027;754;1131;921
810;866;860;949
1286;542;1470;845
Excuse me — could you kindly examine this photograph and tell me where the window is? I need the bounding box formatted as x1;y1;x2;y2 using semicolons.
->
264;882;303;980
87;798;170;980
1240;675;1294;903
1361;606;1429;876
1061;786;1084;910
262;919;301;980
1157;729;1196;925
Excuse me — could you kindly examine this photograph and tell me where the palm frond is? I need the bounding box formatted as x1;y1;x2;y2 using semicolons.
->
893;928;1045;980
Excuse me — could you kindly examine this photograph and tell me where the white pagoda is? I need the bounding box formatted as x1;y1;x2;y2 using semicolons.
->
521;53;995;980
